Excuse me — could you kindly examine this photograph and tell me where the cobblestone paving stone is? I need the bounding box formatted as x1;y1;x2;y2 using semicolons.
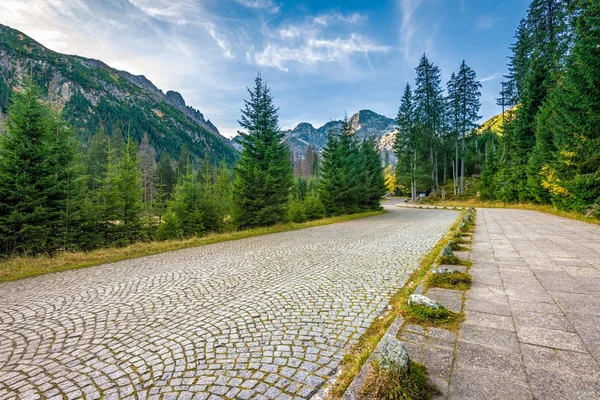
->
0;204;458;400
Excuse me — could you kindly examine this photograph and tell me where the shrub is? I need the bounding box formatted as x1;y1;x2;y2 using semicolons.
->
303;196;326;220
287;200;307;223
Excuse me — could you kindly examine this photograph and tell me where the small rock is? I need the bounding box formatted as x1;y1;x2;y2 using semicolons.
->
442;245;454;257
432;267;453;275
378;335;409;371
408;294;443;310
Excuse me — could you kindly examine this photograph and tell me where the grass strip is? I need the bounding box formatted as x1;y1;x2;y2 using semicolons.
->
425;199;600;226
400;304;464;332
0;210;386;283
327;208;466;399
425;271;472;291
360;360;437;400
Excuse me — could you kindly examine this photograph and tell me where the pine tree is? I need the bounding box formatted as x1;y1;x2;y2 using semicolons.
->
539;0;600;215
167;166;204;238
318;117;364;215
232;73;294;228
46;108;85;251
413;54;445;194
114;136;143;244
139;132;157;205
448;61;482;195
0;79;83;255
395;84;417;199
97;135;121;245
360;138;386;210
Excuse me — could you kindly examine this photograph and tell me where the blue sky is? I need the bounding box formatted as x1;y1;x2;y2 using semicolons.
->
0;0;530;137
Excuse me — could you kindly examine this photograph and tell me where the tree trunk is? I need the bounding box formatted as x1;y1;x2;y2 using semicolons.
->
460;134;466;195
454;140;459;195
412;148;417;202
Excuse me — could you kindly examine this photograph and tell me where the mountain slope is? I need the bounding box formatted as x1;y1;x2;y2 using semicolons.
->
0;24;236;164
477;106;518;135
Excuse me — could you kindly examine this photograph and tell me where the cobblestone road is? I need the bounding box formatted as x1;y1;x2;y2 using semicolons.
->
0;204;458;400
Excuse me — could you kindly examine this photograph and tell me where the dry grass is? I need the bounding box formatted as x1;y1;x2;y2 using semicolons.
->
425;271;472;291
0;210;386;283
427;198;600;226
360;360;436;400
327;209;466;399
401;303;465;332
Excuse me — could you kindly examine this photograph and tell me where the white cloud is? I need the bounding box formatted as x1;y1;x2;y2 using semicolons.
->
398;0;424;65
313;12;367;26
254;34;389;72
234;0;280;14
480;72;502;83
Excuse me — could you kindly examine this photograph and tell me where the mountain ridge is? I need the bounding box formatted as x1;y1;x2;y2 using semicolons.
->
281;110;398;164
0;23;236;164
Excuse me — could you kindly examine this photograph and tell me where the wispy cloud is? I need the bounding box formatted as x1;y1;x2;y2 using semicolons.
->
234;0;281;14
313;12;367;26
397;0;427;65
475;14;496;30
249;11;387;72
254;34;389;72
480;72;502;82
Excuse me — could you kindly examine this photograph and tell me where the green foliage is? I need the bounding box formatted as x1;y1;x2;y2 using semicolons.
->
302;195;326;220
537;0;600;215
360;138;387;210
114;136;143;244
0;79;83;255
232;73;294;229
287;199;307;223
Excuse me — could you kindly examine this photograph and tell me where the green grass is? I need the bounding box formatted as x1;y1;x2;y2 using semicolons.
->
360;360;436;400
440;254;463;265
327;209;467;399
0;210;385;283
401;303;464;331
425;271;472;291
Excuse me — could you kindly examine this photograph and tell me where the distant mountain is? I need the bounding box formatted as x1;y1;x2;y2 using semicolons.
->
231;110;398;164
0;24;236;164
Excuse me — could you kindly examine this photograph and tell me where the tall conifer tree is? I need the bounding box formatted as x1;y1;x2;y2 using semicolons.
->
232;73;293;228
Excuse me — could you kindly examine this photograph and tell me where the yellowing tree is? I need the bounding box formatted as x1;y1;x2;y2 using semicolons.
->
384;165;397;194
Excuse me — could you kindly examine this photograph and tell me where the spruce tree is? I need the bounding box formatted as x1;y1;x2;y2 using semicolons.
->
168;166;205;238
0;80;83;255
319;117;364;215
232;73;293;228
413;54;445;194
394;84;426;200
114;136;143;244
449;61;482;195
360;138;386;210
539;0;600;214
46;108;85;251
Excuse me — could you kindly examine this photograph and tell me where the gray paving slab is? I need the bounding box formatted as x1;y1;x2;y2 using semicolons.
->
0;204;458;399
448;208;600;399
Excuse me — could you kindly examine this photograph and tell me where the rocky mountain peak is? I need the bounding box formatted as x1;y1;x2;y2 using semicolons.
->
166;90;186;108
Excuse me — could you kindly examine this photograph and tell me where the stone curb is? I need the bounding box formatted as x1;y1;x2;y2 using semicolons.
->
340;316;405;400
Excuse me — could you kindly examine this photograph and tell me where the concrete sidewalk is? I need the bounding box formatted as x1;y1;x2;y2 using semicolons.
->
449;208;600;399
